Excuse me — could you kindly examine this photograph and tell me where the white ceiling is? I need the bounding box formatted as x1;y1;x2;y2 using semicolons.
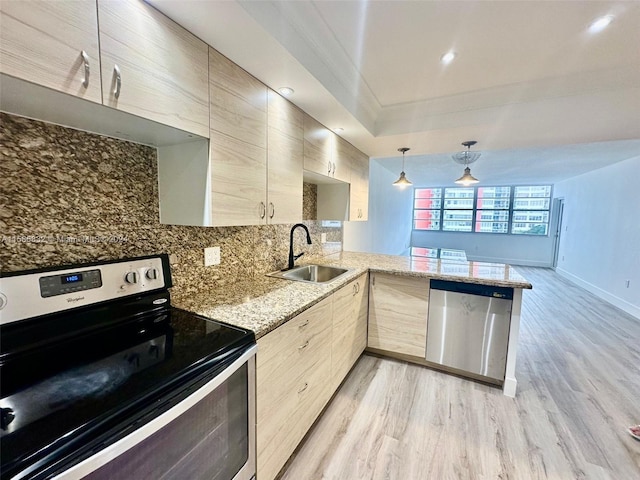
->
149;0;640;183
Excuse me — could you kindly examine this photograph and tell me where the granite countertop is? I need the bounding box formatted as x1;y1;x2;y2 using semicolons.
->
171;251;532;339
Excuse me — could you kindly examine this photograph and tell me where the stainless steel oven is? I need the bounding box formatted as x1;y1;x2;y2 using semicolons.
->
0;255;256;480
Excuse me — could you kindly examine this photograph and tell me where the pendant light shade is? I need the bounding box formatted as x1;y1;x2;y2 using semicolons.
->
393;147;412;187
452;141;480;185
455;167;479;186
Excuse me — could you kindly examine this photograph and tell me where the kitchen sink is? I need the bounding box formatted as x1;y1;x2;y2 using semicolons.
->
268;264;352;284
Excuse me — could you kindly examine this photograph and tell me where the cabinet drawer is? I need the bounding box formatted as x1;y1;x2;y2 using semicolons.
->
256;297;332;480
257;347;330;480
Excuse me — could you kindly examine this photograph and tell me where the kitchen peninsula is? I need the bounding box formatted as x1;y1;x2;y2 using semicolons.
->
172;251;531;480
173;251;531;394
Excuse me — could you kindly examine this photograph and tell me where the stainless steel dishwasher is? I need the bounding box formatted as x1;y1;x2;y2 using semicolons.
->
426;280;513;384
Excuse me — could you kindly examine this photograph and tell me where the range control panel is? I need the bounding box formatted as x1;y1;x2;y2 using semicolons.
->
39;269;103;298
0;255;171;326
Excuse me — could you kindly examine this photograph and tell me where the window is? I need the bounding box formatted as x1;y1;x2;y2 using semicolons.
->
413;185;552;235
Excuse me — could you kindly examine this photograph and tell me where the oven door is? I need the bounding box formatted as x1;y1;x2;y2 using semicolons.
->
52;346;256;480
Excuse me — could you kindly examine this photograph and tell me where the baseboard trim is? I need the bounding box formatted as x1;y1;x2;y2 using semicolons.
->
556;268;640;320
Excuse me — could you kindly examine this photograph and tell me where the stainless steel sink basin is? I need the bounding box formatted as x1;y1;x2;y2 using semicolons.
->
268;264;352;284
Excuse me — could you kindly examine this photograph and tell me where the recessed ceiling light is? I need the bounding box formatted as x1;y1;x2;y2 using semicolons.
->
333;127;344;132
440;51;456;65
278;87;294;96
588;15;614;33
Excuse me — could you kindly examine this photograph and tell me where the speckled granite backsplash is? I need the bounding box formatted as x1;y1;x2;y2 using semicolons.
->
0;113;342;299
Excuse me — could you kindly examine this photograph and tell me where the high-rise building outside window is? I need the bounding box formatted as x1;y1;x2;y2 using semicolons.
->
413;185;552;235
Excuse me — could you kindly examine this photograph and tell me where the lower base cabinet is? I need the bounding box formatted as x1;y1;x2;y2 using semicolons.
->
256;273;368;480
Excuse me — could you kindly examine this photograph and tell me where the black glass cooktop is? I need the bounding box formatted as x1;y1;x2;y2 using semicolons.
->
0;292;255;480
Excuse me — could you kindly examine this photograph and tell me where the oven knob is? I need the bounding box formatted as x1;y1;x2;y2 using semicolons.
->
1;408;15;431
145;268;158;280
124;272;138;284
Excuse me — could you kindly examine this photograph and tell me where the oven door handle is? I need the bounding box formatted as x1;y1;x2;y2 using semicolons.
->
49;345;257;480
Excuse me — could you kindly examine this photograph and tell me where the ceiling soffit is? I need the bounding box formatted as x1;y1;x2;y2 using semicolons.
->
238;0;381;133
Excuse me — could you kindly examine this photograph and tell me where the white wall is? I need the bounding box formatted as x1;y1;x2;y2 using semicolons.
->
343;159;413;255
554;155;640;319
345;158;557;265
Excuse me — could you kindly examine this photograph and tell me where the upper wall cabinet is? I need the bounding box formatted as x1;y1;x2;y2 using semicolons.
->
267;90;303;224
97;0;210;137
303;113;333;177
0;0;102;104
209;47;267;226
335;137;369;221
302;113;351;183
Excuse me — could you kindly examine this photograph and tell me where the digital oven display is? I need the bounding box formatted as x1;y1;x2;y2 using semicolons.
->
62;274;83;284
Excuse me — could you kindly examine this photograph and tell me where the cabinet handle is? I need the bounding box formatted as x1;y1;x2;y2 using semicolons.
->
113;64;122;99
81;50;90;88
332;162;336;175
356;282;360;293
269;202;275;219
299;319;309;329
298;382;309;394
353;284;357;296
259;201;266;219
298;340;309;350
328;161;332;175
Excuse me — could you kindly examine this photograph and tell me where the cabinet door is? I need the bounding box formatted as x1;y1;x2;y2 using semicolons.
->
0;0;101;103
98;0;209;137
332;273;368;390
267;90;303;224
349;149;369;221
257;297;333;480
303;113;333;177
333;135;354;183
209;47;267;226
368;273;428;357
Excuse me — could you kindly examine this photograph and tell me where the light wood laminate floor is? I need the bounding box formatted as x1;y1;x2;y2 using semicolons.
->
278;267;640;480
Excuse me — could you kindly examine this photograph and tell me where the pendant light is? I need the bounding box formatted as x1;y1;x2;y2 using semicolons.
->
452;141;480;186
393;147;412;187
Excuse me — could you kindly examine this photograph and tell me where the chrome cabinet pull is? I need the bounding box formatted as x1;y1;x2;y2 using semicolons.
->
299;319;309;329
81;50;90;88
353;284;357;296
113;65;122;99
269;202;275;219
259;201;266;219
328;161;332;175
356;282;360;294
298;340;309;350
332;162;336;175
298;382;309;394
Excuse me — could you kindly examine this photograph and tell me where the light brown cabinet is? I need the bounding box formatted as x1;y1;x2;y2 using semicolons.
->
267;90;304;223
209;48;268;226
0;0;102;104
1;0;210;137
337;138;369;222
256;297;333;480
256;273;370;480
331;273;368;391
303;113;334;177
208;49;304;226
98;0;209;137
368;273;429;357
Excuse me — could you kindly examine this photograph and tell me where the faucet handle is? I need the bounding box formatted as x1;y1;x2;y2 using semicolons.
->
294;252;305;261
